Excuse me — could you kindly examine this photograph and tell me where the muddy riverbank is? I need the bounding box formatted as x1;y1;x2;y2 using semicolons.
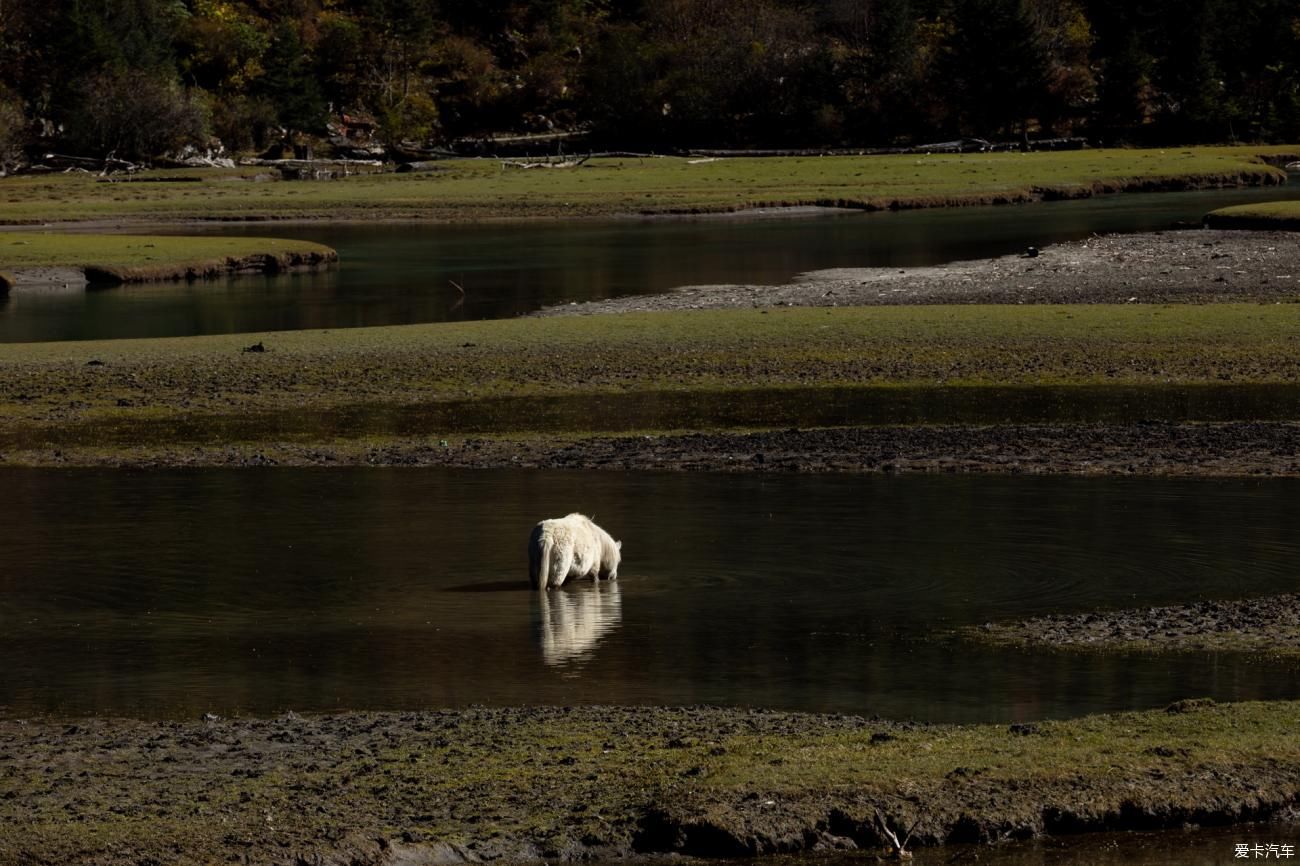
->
9;420;1299;475
2;702;1298;865
973;593;1300;655
540;230;1300;314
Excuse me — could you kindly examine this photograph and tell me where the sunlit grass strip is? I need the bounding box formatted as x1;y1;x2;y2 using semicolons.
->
1;303;1299;463
2;302;1299;397
0;145;1292;224
1205;200;1300;230
0;231;336;281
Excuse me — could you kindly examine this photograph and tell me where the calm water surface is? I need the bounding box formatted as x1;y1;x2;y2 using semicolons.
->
3;469;1297;722
4;181;1300;342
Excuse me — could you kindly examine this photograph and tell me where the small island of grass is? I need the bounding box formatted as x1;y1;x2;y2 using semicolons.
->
0;231;337;288
1204;200;1300;230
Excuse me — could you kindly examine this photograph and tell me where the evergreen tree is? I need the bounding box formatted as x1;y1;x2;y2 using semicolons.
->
259;21;327;134
942;0;1051;137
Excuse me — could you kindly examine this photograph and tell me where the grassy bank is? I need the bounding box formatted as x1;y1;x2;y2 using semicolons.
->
0;146;1293;224
0;231;337;284
1;303;1299;462
2;701;1298;864
1205;200;1300;230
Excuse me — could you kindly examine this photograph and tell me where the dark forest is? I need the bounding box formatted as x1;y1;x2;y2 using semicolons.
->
1;0;1298;161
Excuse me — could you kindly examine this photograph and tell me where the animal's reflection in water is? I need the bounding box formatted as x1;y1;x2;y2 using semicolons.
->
537;581;622;667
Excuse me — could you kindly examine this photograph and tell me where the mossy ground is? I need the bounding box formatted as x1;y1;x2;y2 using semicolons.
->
2;701;1297;864
0;146;1292;224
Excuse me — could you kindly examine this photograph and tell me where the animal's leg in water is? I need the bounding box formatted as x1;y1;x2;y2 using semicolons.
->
552;548;575;588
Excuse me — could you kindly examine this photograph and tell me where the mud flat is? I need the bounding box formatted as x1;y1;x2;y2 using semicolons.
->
2;701;1299;865
971;593;1300;655
540;230;1300;314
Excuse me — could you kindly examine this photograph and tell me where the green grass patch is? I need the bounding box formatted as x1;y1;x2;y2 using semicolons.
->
1205;199;1300;230
2;303;1300;455
3;302;1300;402
0;145;1292;224
0;231;335;272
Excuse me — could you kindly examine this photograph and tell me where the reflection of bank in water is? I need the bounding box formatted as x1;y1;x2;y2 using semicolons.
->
538;581;622;668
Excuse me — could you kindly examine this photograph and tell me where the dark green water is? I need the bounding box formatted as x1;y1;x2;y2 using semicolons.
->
4;182;1300;342
3;469;1297;722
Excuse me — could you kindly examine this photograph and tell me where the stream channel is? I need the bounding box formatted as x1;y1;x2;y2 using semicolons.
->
3;181;1300;342
4;468;1296;722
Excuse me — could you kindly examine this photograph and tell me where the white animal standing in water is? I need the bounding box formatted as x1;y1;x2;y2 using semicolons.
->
528;513;622;590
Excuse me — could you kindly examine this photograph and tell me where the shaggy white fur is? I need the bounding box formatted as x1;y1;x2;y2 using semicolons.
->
528;513;622;590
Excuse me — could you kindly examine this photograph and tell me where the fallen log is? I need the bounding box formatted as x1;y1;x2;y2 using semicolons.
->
97;176;204;184
41;153;141;173
500;155;591;169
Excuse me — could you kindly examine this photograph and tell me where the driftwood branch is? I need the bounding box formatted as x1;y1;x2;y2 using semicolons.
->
500;155;590;169
40;153;140;175
873;807;922;860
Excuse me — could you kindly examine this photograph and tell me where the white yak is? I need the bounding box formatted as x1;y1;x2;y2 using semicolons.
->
528;513;622;590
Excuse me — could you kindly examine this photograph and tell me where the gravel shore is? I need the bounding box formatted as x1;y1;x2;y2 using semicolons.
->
541;230;1300;314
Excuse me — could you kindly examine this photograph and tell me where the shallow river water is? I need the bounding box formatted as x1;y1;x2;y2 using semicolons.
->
4;181;1300;342
3;468;1298;722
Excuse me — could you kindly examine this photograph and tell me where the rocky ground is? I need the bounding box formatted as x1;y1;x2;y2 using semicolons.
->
0;266;86;289
973;593;1300;654
541;230;1300;314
